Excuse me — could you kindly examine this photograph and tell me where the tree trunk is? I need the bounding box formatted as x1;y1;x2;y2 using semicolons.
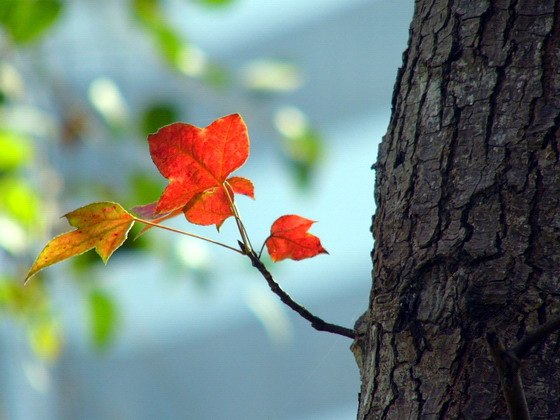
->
354;0;560;418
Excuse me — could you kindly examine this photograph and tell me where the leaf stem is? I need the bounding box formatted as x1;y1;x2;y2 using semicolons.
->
133;217;242;254
257;239;268;259
222;181;252;253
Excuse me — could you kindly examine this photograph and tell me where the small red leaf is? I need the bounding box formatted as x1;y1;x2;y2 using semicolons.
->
266;215;328;262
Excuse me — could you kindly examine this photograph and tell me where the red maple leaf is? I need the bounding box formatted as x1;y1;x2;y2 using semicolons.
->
144;114;254;228
266;215;328;262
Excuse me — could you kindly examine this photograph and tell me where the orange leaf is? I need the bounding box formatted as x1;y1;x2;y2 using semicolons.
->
183;176;255;228
25;202;134;282
265;215;328;262
147;114;254;227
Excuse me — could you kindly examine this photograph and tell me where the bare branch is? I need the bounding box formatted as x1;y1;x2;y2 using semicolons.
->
245;247;355;339
486;331;531;420
513;315;560;359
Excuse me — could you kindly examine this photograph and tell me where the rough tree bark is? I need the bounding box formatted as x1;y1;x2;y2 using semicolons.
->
353;0;560;418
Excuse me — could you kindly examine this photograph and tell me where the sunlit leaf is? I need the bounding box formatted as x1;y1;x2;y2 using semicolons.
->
0;0;63;45
88;289;117;350
266;215;328;262
25;202;135;282
0;130;32;171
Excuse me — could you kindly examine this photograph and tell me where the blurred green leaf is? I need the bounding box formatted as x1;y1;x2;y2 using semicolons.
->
0;277;61;360
132;0;228;83
116;223;151;252
243;59;302;93
70;249;102;274
130;172;164;205
88;77;130;134
88;289;117;351
132;0;185;67
29;317;61;361
0;130;33;172
0;277;26;312
0;177;40;224
274;107;324;188
284;130;323;188
0;0;63;45
202;62;230;89
194;0;235;7
154;26;184;66
0;276;47;314
141;103;178;136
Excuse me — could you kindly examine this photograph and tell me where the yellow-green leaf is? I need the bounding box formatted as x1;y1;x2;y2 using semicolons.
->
25;202;134;282
29;318;62;361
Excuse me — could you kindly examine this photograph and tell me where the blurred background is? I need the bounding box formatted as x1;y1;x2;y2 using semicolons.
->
0;0;412;419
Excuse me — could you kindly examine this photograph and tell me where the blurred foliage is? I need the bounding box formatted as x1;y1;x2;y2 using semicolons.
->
0;0;63;44
132;0;185;68
88;289;117;351
275;106;323;188
141;103;178;136
0;0;325;360
194;0;235;8
243;59;303;93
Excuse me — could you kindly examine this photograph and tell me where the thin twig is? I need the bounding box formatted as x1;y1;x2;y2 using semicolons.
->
513;315;560;359
245;247;355;339
133;217;242;254
486;331;531;420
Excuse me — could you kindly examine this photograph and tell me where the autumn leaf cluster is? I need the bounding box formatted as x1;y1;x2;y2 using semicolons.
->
26;114;327;282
